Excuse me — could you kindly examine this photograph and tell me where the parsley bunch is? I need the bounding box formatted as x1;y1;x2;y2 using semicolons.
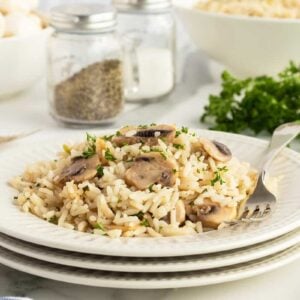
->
201;62;300;134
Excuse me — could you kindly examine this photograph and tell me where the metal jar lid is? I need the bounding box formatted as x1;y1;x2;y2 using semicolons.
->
112;0;171;12
50;4;117;33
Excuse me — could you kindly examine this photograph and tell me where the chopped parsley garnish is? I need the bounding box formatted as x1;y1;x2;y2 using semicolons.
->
211;166;228;186
49;216;58;224
116;131;121;136
175;126;189;137
104;149;116;161
94;222;105;231
140;219;150;227
82;186;89;192
172;168;177;174
103;134;114;141
201;62;300;135
175;130;181;137
86;133;96;143
148;184;154;192
150;123;157;126
82;133;96;158
63;144;71;154
96;165;104;177
150;148;167;159
173;143;184;150
134;212;144;220
181;126;189;134
82;147;95;159
138;125;148;129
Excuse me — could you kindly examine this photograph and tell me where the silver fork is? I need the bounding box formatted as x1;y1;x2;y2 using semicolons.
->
237;121;300;222
0;129;39;145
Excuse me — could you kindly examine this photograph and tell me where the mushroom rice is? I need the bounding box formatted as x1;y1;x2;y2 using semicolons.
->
10;125;258;238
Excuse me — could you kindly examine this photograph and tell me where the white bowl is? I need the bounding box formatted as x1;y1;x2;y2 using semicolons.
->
0;27;51;98
174;0;300;77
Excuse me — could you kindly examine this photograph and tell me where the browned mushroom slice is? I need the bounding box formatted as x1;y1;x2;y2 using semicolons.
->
125;152;176;190
57;155;100;184
199;138;232;162
193;199;237;229
112;125;176;146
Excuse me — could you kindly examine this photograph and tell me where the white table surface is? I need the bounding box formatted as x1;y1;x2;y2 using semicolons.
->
0;52;299;300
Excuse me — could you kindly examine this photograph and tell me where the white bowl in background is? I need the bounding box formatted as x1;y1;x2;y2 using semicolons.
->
174;0;300;78
0;27;51;98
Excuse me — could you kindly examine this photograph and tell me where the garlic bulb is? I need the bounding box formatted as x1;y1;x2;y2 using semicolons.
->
4;12;41;37
0;0;38;14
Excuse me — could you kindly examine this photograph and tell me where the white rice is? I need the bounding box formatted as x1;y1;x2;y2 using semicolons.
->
9;126;258;238
196;0;300;19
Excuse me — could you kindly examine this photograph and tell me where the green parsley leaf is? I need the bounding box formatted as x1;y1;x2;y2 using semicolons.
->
148;184;154;192
86;133;96;143
173;143;184;150
103;134;114;141
150;147;167;159
82;185;89;192
82;147;95;159
211;166;228;186
94;223;105;231
82;133;96;158
49;215;58;225
181;126;189;134
96;165;104;177
175;130;181;137
140;219;150;227
105;149;116;161
138;125;148;129
134;212;144;220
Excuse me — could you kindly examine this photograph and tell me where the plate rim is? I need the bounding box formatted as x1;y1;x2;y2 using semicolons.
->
0;229;299;273
0;244;299;289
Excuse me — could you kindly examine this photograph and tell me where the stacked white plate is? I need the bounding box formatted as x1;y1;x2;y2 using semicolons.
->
0;129;299;289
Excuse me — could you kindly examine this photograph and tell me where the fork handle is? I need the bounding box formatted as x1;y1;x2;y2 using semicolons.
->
262;121;300;171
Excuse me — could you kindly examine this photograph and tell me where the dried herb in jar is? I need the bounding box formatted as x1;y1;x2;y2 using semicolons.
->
54;59;124;122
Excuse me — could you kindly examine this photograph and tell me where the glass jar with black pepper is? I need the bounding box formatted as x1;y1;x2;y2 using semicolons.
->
48;4;124;126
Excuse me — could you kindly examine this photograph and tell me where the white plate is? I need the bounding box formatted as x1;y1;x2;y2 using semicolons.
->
0;130;299;257
0;245;299;289
0;229;299;273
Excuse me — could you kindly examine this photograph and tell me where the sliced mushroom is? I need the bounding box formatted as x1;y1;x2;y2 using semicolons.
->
125;152;177;190
199;138;232;162
112;124;176;146
193;199;237;229
56;155;100;184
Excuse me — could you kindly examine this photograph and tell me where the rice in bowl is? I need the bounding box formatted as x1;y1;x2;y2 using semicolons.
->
196;0;300;19
9;125;258;238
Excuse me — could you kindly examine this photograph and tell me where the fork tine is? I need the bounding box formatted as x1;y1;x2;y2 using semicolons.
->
249;204;272;221
240;206;250;219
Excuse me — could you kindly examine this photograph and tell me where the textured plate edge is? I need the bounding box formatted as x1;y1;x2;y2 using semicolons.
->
0;229;299;273
0;245;299;289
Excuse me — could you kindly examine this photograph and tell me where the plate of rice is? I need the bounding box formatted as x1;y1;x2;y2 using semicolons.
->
1;125;300;257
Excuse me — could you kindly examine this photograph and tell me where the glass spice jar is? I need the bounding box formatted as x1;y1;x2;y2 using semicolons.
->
113;0;176;102
48;4;124;126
